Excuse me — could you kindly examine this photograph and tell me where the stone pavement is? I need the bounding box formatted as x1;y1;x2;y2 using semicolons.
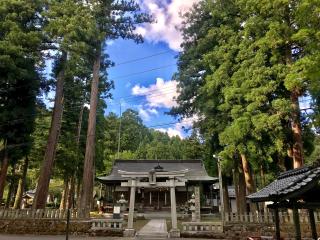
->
136;219;167;239
0;236;125;240
139;219;167;233
0;235;213;240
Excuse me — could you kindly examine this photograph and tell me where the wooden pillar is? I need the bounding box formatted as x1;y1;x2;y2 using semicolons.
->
274;207;281;240
186;184;189;203
127;178;136;229
112;184;116;205
164;191;167;206
292;207;301;240
308;209;317;240
149;192;152;206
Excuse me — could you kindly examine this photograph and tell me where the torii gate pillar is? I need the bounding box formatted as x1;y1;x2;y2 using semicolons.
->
123;178;136;237
121;169;188;238
169;177;180;238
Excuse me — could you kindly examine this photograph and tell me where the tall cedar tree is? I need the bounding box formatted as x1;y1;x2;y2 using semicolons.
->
0;0;43;202
237;0;320;168
80;0;151;215
171;0;320;211
33;0;97;209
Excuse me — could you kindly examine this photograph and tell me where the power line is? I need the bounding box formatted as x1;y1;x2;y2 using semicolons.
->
109;64;176;80
2;90;317;125
0;63;178;102
112;50;173;67
146;119;194;129
108;84;178;102
108;89;178;106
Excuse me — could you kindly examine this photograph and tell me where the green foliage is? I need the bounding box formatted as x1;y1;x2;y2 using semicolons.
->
100;109;208;175
0;0;44;160
171;0;320;187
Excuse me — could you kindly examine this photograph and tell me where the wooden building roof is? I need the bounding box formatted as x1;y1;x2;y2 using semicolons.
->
97;159;217;183
247;165;320;203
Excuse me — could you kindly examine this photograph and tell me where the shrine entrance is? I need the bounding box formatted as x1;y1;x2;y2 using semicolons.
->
120;168;188;238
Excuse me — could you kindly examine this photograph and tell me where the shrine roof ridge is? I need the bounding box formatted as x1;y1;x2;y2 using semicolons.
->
97;159;217;183
113;159;202;163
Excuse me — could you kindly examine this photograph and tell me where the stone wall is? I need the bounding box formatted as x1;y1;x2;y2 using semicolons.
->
223;222;320;240
0;219;123;237
0;219;90;235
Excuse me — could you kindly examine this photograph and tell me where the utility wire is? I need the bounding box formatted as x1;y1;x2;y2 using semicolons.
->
0;64;177;101
0;89;177;125
1;93;316;126
109;64;176;80
111;50;173;67
108;84;178;102
146;119;195;129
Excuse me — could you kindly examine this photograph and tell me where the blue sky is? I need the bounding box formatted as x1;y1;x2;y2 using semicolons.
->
44;0;199;138
105;39;181;134
102;0;199;138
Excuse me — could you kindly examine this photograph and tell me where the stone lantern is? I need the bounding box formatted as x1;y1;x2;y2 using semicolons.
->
117;194;128;212
188;193;196;222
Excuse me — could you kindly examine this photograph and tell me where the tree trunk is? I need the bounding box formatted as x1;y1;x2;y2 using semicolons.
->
73;103;84;210
76;104;85;147
6;163;16;208
67;175;75;209
60;178;69;210
240;154;257;212
291;90;304;168
13;156;29;209
33;52;67;209
0;142;9;202
238;164;247;214
233;159;240;214
284;34;304;168
260;165;266;187
80;44;101;216
222;176;230;214
76;178;81;210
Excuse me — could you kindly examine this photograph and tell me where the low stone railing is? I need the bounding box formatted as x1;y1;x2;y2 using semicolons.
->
182;221;223;233
91;218;124;230
0;208;79;219
225;211;320;224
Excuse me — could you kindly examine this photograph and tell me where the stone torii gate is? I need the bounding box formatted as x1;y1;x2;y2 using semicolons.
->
120;169;189;237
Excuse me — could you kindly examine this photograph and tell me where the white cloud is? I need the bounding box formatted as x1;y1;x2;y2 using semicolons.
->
156;127;184;138
147;108;159;115
136;0;199;51
137;105;159;121
132;78;178;108
106;40;114;46
155;116;198;139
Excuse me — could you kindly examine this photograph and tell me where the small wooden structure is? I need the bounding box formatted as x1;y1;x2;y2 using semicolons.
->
247;165;320;240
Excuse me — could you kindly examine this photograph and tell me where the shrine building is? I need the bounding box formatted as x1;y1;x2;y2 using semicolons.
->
97;159;217;213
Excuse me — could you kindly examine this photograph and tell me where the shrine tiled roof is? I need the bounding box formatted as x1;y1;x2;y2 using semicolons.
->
247;166;320;202
97;159;217;183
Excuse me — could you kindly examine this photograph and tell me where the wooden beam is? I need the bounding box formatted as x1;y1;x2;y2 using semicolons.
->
274;207;281;240
121;181;186;187
308;209;318;240
267;201;320;210
292;207;301;240
118;169;189;178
